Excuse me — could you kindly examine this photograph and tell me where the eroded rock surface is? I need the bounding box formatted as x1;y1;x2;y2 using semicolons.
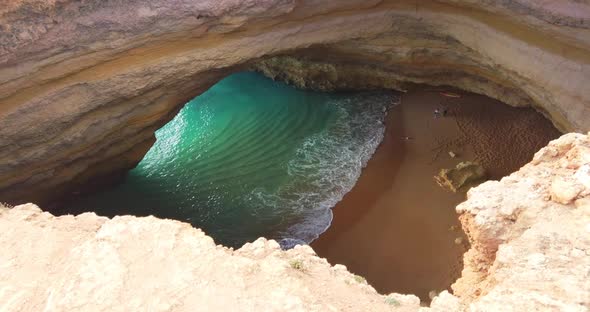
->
1;0;589;205
434;161;487;192
453;133;590;311
1;133;589;311
0;203;421;312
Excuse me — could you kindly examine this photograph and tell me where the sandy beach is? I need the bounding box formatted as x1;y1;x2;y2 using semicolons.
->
311;90;561;301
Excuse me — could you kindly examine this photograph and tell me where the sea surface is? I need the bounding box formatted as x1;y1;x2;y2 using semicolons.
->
62;72;395;248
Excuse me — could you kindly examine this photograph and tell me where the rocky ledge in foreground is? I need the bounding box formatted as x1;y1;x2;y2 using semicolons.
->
1;133;589;311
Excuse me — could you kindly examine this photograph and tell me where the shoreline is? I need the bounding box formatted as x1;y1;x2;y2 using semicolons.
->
311;90;561;301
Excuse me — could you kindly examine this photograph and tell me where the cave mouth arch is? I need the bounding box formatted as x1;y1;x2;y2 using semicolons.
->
2;0;587;209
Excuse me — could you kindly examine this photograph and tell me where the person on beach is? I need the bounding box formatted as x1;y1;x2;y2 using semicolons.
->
433;109;441;118
434;106;448;118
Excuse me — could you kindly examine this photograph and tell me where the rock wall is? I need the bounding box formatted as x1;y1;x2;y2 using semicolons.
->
0;0;589;205
453;132;590;310
1;132;589;311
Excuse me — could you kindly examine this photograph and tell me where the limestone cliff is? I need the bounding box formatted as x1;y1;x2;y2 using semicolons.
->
1;133;589;311
0;0;589;205
452;132;590;310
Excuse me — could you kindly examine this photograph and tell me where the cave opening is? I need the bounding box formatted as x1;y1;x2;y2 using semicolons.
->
51;70;561;303
56;71;396;249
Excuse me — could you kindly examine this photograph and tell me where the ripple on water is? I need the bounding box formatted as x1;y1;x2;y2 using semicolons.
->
62;72;398;249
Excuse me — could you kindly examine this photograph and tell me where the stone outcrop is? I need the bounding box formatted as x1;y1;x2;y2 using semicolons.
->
1;0;589;205
0;203;423;312
452;132;590;310
434;161;487;192
1;133;589;311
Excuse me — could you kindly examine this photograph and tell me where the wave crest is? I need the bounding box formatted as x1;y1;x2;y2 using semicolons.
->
251;92;398;247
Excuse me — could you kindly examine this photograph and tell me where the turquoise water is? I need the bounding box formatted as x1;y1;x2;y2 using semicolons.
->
62;72;394;248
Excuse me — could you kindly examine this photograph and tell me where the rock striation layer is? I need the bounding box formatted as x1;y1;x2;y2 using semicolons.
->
1;133;589;311
0;0;589;205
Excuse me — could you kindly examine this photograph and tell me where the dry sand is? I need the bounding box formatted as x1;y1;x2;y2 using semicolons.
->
311;90;561;302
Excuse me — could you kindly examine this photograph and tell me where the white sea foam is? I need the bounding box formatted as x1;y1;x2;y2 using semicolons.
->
250;92;399;249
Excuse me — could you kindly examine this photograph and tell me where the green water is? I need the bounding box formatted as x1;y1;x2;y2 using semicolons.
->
62;72;394;248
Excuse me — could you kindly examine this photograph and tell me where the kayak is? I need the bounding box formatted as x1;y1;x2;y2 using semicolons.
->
440;91;461;98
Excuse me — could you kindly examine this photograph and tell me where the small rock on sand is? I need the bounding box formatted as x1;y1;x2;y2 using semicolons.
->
434;161;487;192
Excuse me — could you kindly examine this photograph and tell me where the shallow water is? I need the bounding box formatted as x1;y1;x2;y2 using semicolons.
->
61;72;394;248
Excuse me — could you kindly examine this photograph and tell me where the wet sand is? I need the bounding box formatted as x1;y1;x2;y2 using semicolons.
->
311;90;561;302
